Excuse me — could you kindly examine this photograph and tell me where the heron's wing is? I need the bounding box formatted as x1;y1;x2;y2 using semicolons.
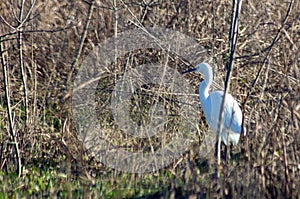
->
209;91;242;134
223;95;243;134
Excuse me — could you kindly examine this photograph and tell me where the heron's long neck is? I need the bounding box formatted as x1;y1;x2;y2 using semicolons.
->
199;74;212;103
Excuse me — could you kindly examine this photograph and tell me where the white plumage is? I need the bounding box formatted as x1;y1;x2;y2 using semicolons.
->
183;62;245;145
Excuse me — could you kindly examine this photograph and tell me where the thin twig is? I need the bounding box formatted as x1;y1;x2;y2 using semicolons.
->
243;0;294;105
18;0;29;125
113;0;118;85
0;0;36;33
67;0;95;90
0;26;72;40
0;36;21;177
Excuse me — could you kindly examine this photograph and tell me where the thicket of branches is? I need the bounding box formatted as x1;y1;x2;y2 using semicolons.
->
0;0;299;197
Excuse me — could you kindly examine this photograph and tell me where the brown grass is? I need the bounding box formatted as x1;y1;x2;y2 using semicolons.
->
0;0;299;198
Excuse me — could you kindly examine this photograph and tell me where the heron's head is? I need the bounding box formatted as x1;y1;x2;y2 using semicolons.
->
182;62;213;83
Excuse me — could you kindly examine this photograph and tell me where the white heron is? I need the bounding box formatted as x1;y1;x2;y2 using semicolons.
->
182;62;245;146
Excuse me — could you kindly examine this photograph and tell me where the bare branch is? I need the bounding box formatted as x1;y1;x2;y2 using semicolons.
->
67;0;95;90
0;36;21;177
216;0;243;166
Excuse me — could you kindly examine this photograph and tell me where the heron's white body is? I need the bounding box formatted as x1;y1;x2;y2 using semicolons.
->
187;63;244;145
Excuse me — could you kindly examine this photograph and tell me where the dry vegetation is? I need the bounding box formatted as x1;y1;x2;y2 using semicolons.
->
0;0;299;198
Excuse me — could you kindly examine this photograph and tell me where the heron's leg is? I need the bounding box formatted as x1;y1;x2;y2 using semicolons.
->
225;144;228;161
225;144;232;162
214;140;227;161
214;139;218;158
